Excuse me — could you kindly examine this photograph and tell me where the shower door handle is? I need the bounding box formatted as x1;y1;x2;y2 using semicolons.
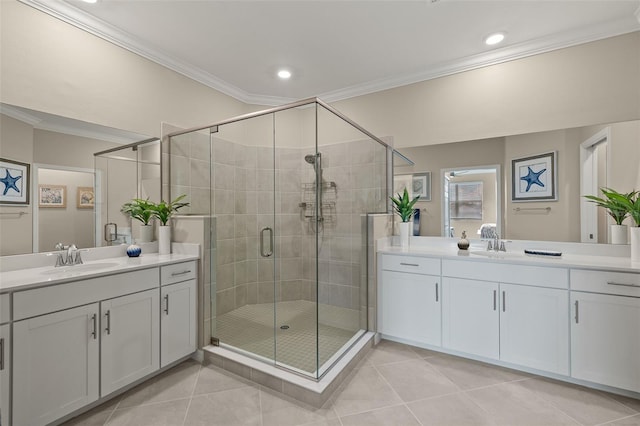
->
260;227;273;257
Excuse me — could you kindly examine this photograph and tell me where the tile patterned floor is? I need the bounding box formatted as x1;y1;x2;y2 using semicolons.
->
216;301;357;373
63;340;640;426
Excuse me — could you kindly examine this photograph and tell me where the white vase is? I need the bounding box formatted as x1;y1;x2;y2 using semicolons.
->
158;225;171;255
399;222;411;250
138;224;153;243
631;227;640;263
610;224;628;245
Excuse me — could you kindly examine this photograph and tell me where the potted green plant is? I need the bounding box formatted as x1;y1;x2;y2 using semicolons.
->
150;194;190;254
601;189;640;260
121;198;156;242
390;188;420;249
584;188;634;245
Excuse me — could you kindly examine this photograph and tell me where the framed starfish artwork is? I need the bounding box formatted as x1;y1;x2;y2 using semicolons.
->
0;157;30;205
511;151;557;202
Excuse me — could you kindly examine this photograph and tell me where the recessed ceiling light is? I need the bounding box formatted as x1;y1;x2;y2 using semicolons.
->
485;32;505;46
81;0;98;3
277;69;292;80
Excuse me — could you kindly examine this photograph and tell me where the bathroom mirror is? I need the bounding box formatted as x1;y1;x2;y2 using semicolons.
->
0;103;154;256
395;119;640;243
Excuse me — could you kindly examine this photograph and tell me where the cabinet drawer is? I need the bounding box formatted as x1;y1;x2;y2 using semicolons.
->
571;269;640;297
0;293;9;324
161;261;197;285
442;259;568;289
13;268;159;321
381;254;440;275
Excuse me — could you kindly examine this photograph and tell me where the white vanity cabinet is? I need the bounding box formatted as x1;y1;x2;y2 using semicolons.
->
441;259;569;373
499;283;569;375
12;304;100;426
378;255;441;347
442;277;499;358
570;269;640;393
10;267;160;426
160;262;197;367
101;289;160;396
1;322;10;426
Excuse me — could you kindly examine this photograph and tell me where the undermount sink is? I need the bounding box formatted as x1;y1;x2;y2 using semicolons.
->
40;262;120;276
469;250;524;259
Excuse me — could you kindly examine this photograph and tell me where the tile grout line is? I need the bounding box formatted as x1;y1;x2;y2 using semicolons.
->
258;384;265;426
595;412;640;426
370;362;426;425
180;363;203;426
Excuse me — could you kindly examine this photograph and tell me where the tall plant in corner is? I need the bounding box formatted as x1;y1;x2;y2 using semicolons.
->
585;188;636;245
149;194;190;226
584;188;631;227
390;188;420;249
150;194;190;255
604;189;640;261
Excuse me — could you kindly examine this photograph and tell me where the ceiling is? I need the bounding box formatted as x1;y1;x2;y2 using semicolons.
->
22;0;640;106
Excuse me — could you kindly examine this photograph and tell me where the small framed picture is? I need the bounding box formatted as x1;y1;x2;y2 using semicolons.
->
412;172;431;201
0;157;30;205
511;151;557;202
77;187;95;209
393;174;413;196
39;184;67;208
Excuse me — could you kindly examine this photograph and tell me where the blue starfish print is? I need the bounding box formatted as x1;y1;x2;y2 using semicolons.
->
0;169;22;196
520;166;546;192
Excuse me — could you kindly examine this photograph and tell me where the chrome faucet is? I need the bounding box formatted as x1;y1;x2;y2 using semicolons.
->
66;244;78;265
486;233;507;252
54;242;83;266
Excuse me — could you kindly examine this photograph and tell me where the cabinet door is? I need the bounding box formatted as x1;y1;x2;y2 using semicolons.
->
1;324;10;426
379;271;441;346
442;277;499;359
13;304;99;426
161;280;196;367
101;288;159;396
500;283;569;374
571;292;640;392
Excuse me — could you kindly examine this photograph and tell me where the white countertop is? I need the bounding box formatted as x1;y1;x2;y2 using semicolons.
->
378;237;640;274
0;252;199;293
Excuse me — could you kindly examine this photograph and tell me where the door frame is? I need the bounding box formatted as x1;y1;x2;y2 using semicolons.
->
580;127;611;243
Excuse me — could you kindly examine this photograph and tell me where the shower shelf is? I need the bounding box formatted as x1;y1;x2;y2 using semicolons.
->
299;201;336;223
301;181;337;191
300;180;337;224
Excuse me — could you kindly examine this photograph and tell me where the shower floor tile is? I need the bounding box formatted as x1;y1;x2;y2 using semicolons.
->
215;300;357;374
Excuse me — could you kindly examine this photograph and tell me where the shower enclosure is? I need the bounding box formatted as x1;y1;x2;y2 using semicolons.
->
168;98;389;379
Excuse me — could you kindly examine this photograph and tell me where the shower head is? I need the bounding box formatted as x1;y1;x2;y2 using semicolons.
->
304;154;316;165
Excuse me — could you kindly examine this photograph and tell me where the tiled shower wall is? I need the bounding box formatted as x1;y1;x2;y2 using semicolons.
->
169;133;387;336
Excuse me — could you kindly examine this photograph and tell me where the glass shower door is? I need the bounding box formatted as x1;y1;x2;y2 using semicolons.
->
208;114;278;366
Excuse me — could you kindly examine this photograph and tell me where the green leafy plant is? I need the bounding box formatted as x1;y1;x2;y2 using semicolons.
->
150;194;190;226
121;198;155;225
390;188;420;222
584;188;636;226
599;189;640;227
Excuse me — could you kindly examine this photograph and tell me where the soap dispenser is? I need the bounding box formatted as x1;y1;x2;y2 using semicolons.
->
457;231;470;250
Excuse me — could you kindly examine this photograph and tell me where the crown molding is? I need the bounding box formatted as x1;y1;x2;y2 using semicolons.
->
1;104;147;144
318;19;640;103
19;0;640;107
0;104;42;126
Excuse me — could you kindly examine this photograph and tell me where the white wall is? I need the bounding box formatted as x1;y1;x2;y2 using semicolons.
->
332;32;640;149
0;0;248;138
